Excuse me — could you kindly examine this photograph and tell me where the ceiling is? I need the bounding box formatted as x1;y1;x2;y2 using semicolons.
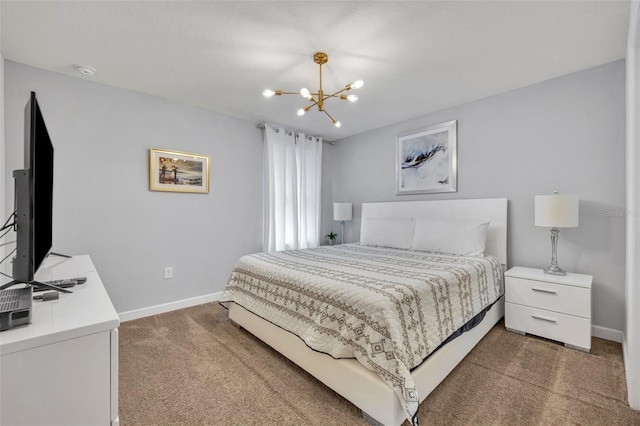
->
0;1;630;140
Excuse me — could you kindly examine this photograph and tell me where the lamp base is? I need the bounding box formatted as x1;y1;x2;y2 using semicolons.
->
544;227;567;276
543;265;567;276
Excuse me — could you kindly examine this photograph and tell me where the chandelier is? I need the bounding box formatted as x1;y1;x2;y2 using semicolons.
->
262;52;364;128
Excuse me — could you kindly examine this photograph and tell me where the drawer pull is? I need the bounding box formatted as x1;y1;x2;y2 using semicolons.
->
532;287;557;294
531;314;557;323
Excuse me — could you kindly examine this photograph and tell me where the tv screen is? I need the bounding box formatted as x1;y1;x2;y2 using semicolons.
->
10;92;54;283
30;93;54;275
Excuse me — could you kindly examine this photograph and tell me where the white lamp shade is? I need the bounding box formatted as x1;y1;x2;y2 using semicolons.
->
333;203;353;221
535;194;579;228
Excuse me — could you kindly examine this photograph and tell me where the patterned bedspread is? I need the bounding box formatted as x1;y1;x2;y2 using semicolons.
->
220;244;504;425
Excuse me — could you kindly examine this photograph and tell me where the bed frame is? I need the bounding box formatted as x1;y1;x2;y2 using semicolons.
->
228;198;508;425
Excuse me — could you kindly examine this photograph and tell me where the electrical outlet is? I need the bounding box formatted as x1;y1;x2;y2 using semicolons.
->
164;267;173;279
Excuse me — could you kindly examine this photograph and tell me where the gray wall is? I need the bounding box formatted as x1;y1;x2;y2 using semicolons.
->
0;60;4;275
3;59;626;331
4;61;262;313
0;4;5;274
324;60;626;332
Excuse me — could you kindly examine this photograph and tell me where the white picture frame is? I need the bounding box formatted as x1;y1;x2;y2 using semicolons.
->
396;120;457;195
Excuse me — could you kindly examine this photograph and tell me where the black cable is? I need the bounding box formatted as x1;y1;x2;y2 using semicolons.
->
0;216;17;276
0;227;13;242
0;248;16;283
0;222;16;232
0;247;16;266
2;212;13;228
1;211;16;230
0;213;20;286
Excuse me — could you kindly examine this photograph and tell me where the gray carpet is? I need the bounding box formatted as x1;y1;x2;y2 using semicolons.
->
119;302;640;425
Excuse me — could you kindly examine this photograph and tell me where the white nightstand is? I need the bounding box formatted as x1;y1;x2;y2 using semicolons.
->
505;266;592;352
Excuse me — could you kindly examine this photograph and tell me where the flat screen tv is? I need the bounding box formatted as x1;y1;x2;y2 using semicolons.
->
13;91;54;283
0;92;69;292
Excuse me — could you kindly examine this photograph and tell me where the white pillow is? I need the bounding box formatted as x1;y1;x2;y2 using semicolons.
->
412;218;490;256
360;217;416;249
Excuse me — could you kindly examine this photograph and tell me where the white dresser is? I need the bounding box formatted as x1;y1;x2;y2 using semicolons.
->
505;266;592;352
0;255;120;425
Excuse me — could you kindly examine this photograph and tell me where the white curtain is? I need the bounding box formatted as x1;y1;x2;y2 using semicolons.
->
263;124;322;252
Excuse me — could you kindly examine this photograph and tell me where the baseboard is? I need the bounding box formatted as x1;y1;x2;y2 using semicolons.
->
118;292;222;322
592;324;623;343
623;331;640;410
623;333;630;390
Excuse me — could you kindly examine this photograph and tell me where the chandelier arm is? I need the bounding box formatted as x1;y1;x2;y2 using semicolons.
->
322;109;336;122
324;87;350;100
306;100;320;111
278;91;303;96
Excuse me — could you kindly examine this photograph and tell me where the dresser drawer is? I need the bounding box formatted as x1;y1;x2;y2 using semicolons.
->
505;302;591;350
505;276;590;318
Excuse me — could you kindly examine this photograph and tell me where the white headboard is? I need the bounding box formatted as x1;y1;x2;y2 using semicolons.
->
361;198;508;265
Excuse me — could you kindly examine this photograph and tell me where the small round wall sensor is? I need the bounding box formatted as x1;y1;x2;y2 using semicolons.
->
74;65;96;76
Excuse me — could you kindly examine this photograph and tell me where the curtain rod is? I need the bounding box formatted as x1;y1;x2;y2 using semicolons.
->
256;123;335;145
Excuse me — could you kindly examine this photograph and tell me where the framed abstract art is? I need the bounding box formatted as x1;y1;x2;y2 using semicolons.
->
396;120;457;195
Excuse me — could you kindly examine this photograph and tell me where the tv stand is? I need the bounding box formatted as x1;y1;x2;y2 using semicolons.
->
0;279;72;293
0;255;120;426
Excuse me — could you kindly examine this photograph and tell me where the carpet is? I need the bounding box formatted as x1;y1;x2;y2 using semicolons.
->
119;302;640;425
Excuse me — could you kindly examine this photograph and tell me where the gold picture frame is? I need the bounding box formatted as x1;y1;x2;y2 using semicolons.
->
149;148;210;193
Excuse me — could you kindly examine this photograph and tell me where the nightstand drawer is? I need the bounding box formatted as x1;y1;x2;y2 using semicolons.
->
505;276;590;318
505;303;591;350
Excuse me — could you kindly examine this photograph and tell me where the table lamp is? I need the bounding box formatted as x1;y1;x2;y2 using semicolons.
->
333;203;352;244
535;192;579;276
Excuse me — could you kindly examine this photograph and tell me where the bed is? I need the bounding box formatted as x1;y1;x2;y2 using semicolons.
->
220;198;507;425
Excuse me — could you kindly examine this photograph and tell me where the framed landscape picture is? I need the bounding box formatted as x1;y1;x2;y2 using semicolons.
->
149;148;210;193
396;120;457;195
